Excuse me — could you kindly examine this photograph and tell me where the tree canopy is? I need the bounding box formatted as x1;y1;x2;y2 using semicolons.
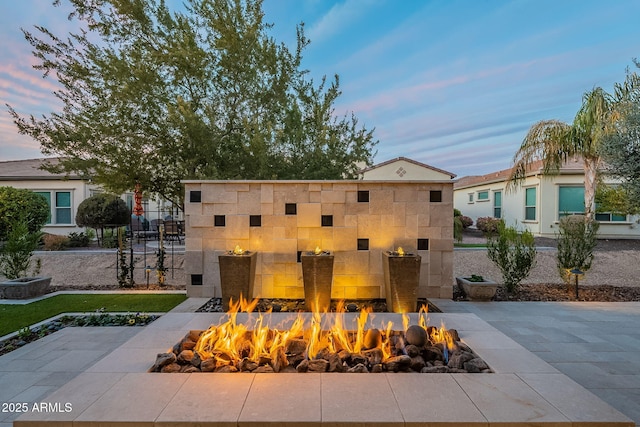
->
599;63;640;213
8;0;377;208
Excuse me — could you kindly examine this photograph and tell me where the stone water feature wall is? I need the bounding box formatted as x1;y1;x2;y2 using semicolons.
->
183;180;453;300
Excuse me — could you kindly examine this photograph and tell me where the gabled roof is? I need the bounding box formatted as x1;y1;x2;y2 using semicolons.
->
454;158;585;190
360;156;457;178
0;158;85;181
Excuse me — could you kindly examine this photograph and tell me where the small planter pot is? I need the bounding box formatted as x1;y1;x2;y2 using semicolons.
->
0;277;52;299
456;276;498;301
218;252;257;311
382;252;421;313
301;252;334;312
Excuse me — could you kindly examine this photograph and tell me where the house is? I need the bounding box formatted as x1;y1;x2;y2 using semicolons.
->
359;157;457;181
0;158;174;236
453;158;640;239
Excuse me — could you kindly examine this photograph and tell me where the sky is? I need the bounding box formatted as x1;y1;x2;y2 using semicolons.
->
1;0;639;178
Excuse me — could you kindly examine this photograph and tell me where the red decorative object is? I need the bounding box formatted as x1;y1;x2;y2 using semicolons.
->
133;183;144;216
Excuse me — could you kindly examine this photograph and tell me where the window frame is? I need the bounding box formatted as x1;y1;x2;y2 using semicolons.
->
524;186;537;221
35;190;74;225
493;190;502;219
468;193;474;203
477;190;489;201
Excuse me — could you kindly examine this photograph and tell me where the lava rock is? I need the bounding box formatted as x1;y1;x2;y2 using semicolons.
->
253;365;274;373
161;363;182;373
447;329;460;342
347;363;369;373
410;355;426;371
327;353;345;372
239;358;259;372
362;348;384;366
308;359;330;372
215;365;239;373
363;328;382;349
296;360;309;373
181;365;200;373
177;350;194;364
371;364;384;373
200;358;216;372
421;365;450;373
448;351;475;369
464;357;490;373
346;303;358;312
383;355;412;372
405;344;421;357
149;352;177;372
424;346;443;361
181;339;196;351
405;325;427;347
271;304;281;312
280;365;297;373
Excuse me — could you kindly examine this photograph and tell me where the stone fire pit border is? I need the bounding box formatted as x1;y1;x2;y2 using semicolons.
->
15;312;634;427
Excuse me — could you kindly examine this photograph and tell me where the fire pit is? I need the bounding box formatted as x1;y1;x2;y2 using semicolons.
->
150;299;490;374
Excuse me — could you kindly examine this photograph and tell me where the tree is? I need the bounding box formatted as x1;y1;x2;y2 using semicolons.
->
0;186;49;241
75;193;130;245
8;0;377;208
507;87;615;220
599;64;640;213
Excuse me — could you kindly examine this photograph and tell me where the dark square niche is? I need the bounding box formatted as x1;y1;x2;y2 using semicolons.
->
285;203;297;215
214;215;226;227
250;215;262;227
189;191;202;203
417;238;429;250
191;274;203;286
357;238;369;250
321;215;333;227
430;190;442;202
357;190;370;203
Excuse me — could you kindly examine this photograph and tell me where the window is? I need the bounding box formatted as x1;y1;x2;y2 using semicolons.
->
525;187;536;221
477;190;489;201
493;191;502;219
558;186;584;218
559;185;626;222
468;193;474;203
35;191;72;225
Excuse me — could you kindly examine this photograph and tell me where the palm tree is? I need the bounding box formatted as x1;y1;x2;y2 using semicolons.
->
507;87;614;220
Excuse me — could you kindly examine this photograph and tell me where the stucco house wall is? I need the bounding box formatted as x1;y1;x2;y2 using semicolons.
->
360;157;456;181
183;180;454;301
454;159;640;238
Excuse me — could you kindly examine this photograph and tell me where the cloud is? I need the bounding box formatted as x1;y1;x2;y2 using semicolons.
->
306;0;378;43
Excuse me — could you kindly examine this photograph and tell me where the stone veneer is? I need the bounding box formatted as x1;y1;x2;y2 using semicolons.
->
183;180;454;300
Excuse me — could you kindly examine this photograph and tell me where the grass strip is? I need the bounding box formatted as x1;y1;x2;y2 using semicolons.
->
0;293;187;336
454;243;488;248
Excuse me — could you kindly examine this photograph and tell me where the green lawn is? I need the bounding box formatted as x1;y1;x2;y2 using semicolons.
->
454;243;488;248
0;293;187;337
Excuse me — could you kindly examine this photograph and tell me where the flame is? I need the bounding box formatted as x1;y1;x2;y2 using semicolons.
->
314;246;322;255
397;247;405;256
192;297;450;372
232;245;244;255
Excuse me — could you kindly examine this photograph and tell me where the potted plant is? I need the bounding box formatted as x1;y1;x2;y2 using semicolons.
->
455;274;498;301
0;218;51;299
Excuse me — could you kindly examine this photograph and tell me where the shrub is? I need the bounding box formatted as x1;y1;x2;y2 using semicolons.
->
42;234;70;251
459;215;473;228
454;208;462;217
0;187;49;241
68;232;91;247
556;215;599;284
476;217;502;235
486;222;537;293
0;217;42;279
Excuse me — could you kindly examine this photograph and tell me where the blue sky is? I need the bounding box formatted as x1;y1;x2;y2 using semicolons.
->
1;0;639;178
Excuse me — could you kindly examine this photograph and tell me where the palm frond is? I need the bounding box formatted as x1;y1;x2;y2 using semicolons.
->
506;119;571;192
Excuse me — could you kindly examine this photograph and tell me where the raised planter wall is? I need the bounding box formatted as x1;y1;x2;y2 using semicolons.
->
0;277;52;299
183;180;454;301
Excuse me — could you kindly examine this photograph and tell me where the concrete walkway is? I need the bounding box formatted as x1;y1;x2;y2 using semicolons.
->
432;299;640;427
1;299;639;426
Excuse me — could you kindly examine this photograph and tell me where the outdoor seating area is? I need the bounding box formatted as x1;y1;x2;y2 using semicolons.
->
129;217;185;243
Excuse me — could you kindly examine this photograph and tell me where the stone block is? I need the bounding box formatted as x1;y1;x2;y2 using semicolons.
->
358;285;381;299
332;227;357;251
331;286;345;299
369;189;394;214
345;202;369;215
344;286;358;299
184;251;203;273
297;203;321;227
261;202;273;215
321;189;345;203
261;183;274;203
225;215;250;240
185;237;202;252
439;285;453;299
357;214;381;236
393;186;418;202
321;203;334;214
344;214;358;227
369;251;383;274
431;238;454;251
237;190;261;214
309;191;321;202
345;190;357;203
